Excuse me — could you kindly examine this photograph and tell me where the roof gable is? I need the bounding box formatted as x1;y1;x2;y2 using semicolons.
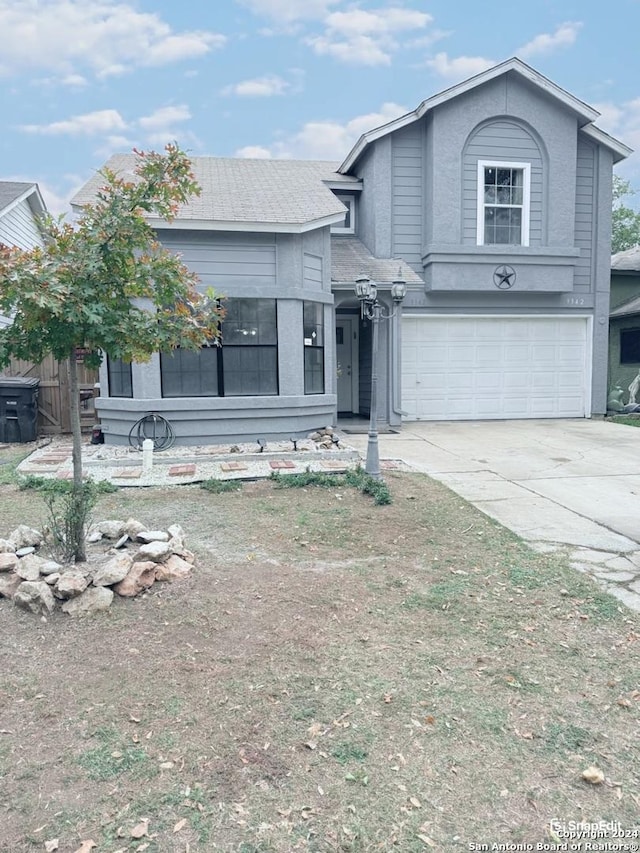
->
339;57;631;172
0;181;46;219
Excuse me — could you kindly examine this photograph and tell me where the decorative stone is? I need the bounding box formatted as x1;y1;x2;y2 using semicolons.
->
43;573;61;586
114;534;129;549
92;553;133;587
15;547;36;557
113;561;157;597
15;555;43;581
40;560;63;576
181;549;195;565
155;555;193;582
0;553;18;573
167;536;185;556
123;518;147;540
135;541;171;563
95;520;126;539
136;530;169;543
0;539;16;554
55;571;89;599
86;530;103;544
8;525;43;550
62;587;114;616
308;432;321;441
167;524;185;541
14;581;56;616
0;574;22;599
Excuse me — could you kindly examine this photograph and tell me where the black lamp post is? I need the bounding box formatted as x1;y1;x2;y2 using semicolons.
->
355;271;407;478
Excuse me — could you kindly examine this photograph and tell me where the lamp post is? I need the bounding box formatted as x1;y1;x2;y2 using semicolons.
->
355;271;407;479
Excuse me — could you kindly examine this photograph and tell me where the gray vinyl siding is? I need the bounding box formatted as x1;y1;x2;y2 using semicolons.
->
462;120;543;246
391;125;422;271
574;139;595;294
0;198;43;250
303;253;323;288
157;231;276;290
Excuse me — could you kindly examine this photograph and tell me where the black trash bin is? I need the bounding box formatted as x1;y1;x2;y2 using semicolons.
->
0;377;40;443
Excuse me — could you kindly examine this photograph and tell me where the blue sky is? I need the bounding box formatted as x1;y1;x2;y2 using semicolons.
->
2;0;640;214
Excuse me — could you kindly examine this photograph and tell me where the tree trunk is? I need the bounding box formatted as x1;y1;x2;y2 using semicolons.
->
67;354;87;562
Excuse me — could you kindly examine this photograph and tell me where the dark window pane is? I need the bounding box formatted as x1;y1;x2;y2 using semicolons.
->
223;346;278;396
621;328;640;364
107;356;133;398
304;347;324;394
303;301;324;346
223;298;277;345
161;347;218;397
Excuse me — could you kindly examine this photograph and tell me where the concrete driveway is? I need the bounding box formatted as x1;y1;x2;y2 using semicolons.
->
345;419;640;611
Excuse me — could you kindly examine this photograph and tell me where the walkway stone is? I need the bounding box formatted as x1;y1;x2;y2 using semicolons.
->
269;460;295;470
168;464;196;477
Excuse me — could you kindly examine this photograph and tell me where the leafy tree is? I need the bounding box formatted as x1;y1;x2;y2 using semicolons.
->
612;175;640;254
0;145;223;561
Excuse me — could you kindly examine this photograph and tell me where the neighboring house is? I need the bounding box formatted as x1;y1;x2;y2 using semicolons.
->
72;57;631;446
0;181;98;433
609;246;640;404
0;182;47;327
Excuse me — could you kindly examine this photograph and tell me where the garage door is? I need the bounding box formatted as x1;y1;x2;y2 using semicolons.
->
401;316;589;420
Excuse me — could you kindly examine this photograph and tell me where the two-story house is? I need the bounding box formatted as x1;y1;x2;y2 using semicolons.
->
72;58;630;446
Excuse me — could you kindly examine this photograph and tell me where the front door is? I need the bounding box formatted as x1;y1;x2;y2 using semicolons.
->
336;318;357;413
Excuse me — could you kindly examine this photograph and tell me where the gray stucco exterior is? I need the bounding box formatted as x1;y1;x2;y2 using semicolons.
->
76;58;629;445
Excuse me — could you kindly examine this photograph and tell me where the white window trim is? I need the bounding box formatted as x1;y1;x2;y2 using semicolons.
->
331;195;356;234
476;160;531;247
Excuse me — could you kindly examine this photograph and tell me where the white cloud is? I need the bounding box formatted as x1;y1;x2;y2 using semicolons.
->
136;105;195;147
0;0;225;80
518;21;582;59
242;102;407;161
308;34;391;66
426;52;496;81
237;0;340;22
20;109;127;136
593;99;640;177
324;8;432;36
307;6;432;66
235;145;273;159
222;74;291;97
138;105;192;133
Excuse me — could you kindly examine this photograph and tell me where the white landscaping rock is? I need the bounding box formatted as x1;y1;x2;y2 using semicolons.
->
137;530;169;543
94;520;126;539
62;587;114;616
8;525;43;550
15;556;43;582
135;541;171;563
0;553;18;573
0;574;22;599
0;539;16;554
40;560;63;576
92;553;133;587
14;581;56;616
123;518;147;540
167;524;185;541
55;571;89;599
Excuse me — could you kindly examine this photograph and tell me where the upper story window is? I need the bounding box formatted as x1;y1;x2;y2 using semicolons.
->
477;161;531;246
331;194;356;234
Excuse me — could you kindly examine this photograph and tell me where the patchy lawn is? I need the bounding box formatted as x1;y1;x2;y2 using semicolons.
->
0;446;639;852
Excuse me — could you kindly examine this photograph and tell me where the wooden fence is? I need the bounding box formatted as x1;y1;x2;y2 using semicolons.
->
1;355;99;435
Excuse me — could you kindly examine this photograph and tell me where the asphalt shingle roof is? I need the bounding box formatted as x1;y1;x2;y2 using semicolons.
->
0;181;35;215
612;246;640;272
71;155;360;227
331;236;424;285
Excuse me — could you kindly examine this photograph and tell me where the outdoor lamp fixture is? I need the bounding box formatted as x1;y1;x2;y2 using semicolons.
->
355;270;407;479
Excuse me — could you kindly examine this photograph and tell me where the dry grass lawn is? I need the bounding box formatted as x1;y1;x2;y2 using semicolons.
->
0;445;639;852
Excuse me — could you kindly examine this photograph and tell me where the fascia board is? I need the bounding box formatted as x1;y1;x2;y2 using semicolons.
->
339;57;600;174
146;212;345;234
581;125;633;163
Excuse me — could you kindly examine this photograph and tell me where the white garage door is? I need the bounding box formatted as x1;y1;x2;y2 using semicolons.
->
402;316;590;420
